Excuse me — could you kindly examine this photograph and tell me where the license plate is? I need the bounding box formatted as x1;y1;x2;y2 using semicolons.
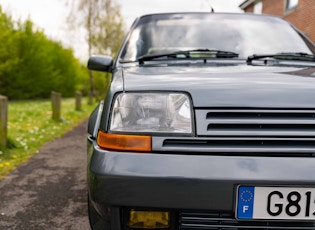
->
236;186;315;220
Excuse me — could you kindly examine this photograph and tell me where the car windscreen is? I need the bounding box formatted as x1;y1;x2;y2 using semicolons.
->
120;13;313;62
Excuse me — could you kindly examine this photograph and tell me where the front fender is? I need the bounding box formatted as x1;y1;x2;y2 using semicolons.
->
88;101;104;138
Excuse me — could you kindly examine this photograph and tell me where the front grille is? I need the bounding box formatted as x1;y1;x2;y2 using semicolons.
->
195;109;315;137
179;211;315;230
157;108;315;156
156;109;315;156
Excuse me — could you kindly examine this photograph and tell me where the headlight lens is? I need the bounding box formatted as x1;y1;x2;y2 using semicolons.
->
110;92;192;134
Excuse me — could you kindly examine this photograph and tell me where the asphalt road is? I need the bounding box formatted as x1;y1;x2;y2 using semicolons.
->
0;120;90;230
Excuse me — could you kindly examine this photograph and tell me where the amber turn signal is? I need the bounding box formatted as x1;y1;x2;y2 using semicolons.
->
97;130;151;152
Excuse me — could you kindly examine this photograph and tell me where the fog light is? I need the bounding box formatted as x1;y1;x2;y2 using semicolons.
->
128;210;170;229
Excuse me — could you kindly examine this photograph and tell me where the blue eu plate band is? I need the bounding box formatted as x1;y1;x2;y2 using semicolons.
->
237;186;255;219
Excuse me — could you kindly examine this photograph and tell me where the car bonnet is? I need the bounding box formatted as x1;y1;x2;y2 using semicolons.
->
118;64;315;108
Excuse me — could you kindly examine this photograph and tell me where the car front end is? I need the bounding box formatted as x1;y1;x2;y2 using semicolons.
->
87;13;315;230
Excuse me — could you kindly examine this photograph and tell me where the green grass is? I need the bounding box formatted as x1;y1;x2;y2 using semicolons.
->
0;98;97;177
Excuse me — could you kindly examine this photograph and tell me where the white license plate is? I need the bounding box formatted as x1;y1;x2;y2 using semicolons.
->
236;186;315;220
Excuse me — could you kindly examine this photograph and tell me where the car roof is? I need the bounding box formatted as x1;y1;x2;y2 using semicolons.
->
137;12;282;20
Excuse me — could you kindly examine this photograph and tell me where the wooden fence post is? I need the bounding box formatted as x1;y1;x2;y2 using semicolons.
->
75;91;82;111
0;95;8;148
51;91;62;121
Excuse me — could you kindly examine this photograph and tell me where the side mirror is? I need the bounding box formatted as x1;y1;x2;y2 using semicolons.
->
87;55;113;72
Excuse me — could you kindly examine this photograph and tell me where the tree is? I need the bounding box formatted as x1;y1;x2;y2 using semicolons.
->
66;0;126;99
0;7;86;100
0;7;18;93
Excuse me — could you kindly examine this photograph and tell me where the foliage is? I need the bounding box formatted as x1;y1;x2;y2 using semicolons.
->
0;98;97;177
0;7;88;100
67;0;126;56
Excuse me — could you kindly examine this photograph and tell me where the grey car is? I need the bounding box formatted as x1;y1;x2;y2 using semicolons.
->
87;12;315;230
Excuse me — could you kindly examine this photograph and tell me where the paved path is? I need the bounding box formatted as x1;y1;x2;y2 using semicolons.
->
0;120;90;230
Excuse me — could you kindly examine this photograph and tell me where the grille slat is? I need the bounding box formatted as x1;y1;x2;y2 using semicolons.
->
206;111;315;119
162;138;315;155
207;118;315;125
180;211;315;229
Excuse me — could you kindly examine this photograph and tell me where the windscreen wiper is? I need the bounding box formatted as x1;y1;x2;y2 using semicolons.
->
247;52;315;64
138;49;239;64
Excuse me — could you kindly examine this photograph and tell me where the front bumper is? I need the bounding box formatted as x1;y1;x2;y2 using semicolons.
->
87;137;315;229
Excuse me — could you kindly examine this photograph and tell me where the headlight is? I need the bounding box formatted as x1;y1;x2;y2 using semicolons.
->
110;92;193;134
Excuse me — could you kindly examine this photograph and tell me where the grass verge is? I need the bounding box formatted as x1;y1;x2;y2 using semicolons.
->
0;97;97;178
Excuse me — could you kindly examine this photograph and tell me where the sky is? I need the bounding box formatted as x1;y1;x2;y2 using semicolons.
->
0;0;244;61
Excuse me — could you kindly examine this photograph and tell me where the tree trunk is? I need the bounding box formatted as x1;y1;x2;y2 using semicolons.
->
87;0;95;104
